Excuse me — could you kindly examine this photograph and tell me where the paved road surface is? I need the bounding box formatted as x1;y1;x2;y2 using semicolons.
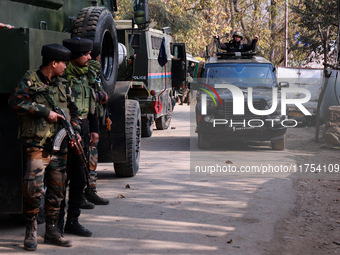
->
0;104;295;255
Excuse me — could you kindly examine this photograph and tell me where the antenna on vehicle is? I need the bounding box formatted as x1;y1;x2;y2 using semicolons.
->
214;36;220;54
205;45;210;60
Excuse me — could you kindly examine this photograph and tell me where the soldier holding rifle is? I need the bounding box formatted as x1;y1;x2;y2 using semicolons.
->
59;37;100;237
9;44;79;251
85;43;110;206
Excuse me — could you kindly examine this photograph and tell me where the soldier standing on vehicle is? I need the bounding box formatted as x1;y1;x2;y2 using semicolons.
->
85;43;110;205
214;31;258;52
59;37;99;237
9;44;78;251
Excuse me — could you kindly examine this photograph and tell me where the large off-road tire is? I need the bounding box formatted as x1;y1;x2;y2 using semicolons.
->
141;114;154;137
271;135;286;150
155;96;172;130
114;100;141;177
73;6;118;95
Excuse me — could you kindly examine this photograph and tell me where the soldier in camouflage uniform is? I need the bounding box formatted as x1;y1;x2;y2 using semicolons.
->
59;37;99;237
85;43;110;205
9;44;78;251
214;31;258;52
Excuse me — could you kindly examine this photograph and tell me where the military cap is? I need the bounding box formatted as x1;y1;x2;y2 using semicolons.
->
63;37;93;53
233;31;243;40
41;44;71;61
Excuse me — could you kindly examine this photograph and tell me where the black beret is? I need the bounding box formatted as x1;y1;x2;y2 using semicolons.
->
41;44;71;61
91;43;101;59
63;37;93;54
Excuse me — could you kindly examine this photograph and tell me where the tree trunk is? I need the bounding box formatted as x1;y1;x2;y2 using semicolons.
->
315;67;331;141
315;27;331;141
229;0;235;35
269;0;278;63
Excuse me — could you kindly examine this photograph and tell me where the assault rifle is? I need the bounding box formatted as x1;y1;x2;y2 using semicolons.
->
52;106;90;185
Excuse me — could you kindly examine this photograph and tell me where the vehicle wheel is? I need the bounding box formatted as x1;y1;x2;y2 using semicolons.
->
155;96;172;130
114;100;141;177
171;96;177;110
271;135;286;150
198;132;210;149
73;6;118;95
141;114;154;137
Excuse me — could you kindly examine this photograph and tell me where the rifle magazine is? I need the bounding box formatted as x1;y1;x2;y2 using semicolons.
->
53;128;67;151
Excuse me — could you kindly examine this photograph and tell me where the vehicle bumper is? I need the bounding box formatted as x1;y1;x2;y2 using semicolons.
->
196;122;287;142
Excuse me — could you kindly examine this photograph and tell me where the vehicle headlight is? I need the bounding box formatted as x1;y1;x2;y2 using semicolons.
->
204;115;215;123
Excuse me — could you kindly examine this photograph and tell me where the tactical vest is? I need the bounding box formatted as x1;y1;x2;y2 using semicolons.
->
228;40;243;51
69;74;96;119
20;71;70;142
88;63;104;118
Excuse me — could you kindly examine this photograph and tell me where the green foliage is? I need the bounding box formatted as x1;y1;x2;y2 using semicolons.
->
115;0;337;66
290;0;337;65
115;0;134;19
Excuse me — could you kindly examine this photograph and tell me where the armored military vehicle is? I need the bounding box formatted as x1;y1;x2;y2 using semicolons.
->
115;19;187;137
0;0;145;214
195;52;288;150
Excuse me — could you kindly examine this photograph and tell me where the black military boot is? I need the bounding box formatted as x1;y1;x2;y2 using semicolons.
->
44;219;72;247
24;215;38;251
79;195;95;209
64;217;92;237
57;216;64;235
85;187;109;205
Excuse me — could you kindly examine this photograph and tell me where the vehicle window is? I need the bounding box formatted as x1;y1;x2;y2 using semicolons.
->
204;63;276;88
151;36;162;50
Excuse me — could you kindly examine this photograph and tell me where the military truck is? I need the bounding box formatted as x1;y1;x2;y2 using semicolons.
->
0;0;179;214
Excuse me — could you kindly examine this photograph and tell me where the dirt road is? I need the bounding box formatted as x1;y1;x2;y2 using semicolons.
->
1;104;339;254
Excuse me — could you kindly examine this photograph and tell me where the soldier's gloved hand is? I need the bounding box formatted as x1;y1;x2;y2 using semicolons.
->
47;111;65;122
76;133;82;143
70;133;82;148
90;132;99;147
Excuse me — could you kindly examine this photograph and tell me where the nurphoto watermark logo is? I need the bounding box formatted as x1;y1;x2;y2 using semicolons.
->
199;83;312;128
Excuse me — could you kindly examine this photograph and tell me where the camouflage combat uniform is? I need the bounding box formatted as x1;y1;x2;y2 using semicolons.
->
9;70;79;221
59;61;98;236
179;75;193;105
87;59;105;189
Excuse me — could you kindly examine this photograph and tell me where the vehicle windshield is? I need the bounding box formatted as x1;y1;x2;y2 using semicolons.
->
204;63;276;88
